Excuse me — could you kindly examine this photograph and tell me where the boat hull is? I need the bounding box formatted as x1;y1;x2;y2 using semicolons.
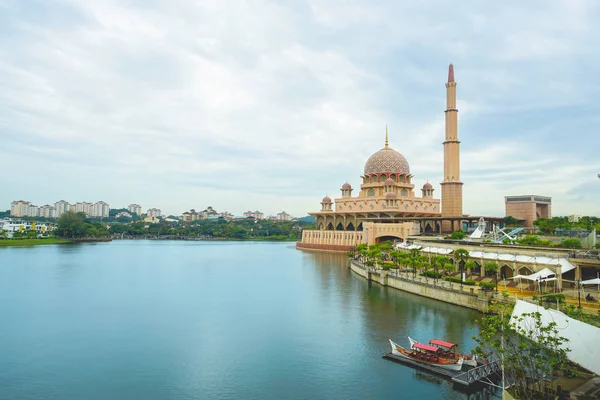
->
389;340;464;371
408;336;477;367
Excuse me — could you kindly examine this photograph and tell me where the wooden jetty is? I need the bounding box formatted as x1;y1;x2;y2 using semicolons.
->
383;352;501;387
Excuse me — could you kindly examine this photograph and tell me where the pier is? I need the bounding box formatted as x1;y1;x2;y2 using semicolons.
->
383;352;501;387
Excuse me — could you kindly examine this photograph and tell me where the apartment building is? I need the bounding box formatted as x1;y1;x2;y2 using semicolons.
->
147;208;161;217
128;204;142;215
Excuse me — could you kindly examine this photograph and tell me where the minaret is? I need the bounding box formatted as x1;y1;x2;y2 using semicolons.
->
441;64;463;232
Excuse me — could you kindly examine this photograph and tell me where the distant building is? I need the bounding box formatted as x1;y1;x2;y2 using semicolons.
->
182;209;201;222
220;211;234;220
115;211;133;219
75;202;94;215
568;215;580;223
54;200;71;217
147;208;161;217
128;204;142;215
10;200;31;217
144;215;160;224
276;211;291;221
92;201;110;218
0;218;56;235
243;210;264;220
39;205;56;218
505;195;551;228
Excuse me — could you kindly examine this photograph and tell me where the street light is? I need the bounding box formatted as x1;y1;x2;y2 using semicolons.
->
577;280;582;308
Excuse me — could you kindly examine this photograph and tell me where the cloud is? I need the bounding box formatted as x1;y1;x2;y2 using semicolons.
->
0;0;599;217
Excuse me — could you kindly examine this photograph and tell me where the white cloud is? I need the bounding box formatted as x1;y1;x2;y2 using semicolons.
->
0;0;599;217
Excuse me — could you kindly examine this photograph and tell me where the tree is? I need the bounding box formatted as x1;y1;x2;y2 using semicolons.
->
451;230;466;240
561;238;582;249
55;211;86;238
465;260;477;277
453;248;470;286
473;303;572;399
503;216;519;226
485;261;499;293
443;262;455;277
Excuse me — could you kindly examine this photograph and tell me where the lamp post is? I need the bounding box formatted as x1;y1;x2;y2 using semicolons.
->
577;280;582;308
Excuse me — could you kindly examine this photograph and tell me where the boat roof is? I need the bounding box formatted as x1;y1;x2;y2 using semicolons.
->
429;339;456;348
413;343;440;352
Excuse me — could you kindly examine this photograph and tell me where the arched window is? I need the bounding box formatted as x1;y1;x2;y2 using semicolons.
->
401;189;408;196
367;189;376;196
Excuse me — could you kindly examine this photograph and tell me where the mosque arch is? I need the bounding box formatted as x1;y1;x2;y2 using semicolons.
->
518;266;533;275
500;264;514;280
357;222;363;231
401;189;408;196
367;189;376;196
346;222;355;231
326;222;334;230
336;222;344;231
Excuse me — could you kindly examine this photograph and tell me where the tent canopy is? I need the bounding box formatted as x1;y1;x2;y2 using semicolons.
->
510;267;556;281
582;278;600;285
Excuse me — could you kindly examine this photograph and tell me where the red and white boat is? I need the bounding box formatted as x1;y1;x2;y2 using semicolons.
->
389;339;464;371
408;336;477;367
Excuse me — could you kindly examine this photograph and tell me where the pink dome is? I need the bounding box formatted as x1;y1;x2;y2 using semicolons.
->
341;182;352;190
385;192;397;199
321;196;332;204
423;182;433;190
384;178;395;185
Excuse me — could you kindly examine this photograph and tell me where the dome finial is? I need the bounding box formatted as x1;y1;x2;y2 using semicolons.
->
385;124;389;148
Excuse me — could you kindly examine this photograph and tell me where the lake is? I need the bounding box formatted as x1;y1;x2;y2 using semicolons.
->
0;240;496;399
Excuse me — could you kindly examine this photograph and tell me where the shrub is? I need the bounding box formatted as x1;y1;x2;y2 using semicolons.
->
561;238;582;249
451;230;466;240
423;270;442;279
365;260;374;266
544;293;565;303
479;282;496;291
443;276;476;285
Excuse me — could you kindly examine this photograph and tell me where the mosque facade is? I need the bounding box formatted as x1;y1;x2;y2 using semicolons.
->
297;64;464;252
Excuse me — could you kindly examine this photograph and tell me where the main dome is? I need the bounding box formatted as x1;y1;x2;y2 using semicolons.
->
364;147;410;176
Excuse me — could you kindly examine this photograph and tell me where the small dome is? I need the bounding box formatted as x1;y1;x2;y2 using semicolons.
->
341;182;352;190
321;196;332;204
364;147;410;176
423;182;433;190
384;178;395;186
385;192;397;199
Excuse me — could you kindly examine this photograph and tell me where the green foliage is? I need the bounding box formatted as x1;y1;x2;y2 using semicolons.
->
0;209;9;218
55;211;86;238
503;216;519;226
561;305;600;328
543;293;565;304
479;282;496;291
443;262;455;275
561;238;582;248
423;270;442;279
595;243;600;249
473;304;573;399
450;230;466;239
444;276;476;285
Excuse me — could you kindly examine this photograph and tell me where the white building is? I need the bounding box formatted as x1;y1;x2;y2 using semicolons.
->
10;200;31;217
54;200;71;217
276;211;291;221
75;202;93;215
39;205;56;218
0;219;56;235
147;208;162;217
92;201;110;218
128;204;142;215
115;211;132;219
243;210;264;220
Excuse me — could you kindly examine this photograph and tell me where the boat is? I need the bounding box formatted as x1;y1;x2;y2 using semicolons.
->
389;339;464;371
408;336;477;367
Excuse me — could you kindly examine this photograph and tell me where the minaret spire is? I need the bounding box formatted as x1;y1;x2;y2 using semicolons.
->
441;63;463;233
448;63;455;83
385;124;389;148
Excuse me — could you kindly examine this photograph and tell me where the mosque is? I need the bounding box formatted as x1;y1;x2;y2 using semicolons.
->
297;64;494;252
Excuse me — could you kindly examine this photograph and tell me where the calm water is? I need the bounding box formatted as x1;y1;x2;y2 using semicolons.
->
0;241;496;399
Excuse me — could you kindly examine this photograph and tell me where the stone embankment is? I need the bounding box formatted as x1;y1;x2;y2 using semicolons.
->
350;260;494;313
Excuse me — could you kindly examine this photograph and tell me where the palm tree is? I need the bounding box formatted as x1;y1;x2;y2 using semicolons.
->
443;263;455;285
485;261;499;293
453;248;470;287
409;248;421;279
465;260;477;279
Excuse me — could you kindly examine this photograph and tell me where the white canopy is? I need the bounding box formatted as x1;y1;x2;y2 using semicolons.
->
582;278;600;285
511;267;556;281
511;300;600;375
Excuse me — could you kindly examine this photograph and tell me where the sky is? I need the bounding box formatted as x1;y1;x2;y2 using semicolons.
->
1;0;599;218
